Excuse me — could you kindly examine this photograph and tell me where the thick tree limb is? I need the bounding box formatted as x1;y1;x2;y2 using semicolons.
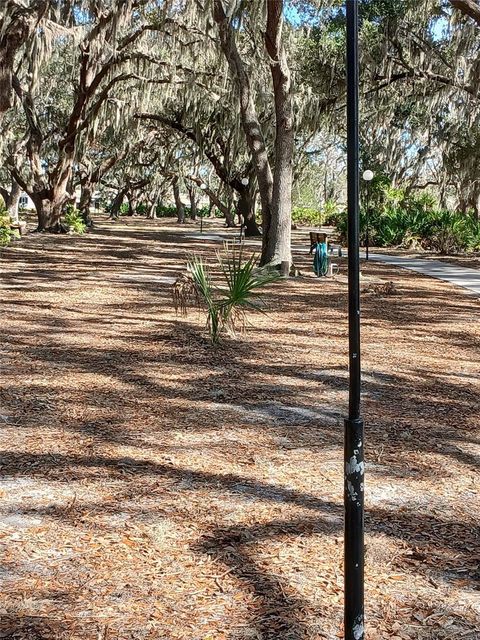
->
187;174;234;224
212;0;274;228
449;0;480;26
0;1;47;115
136;112;245;193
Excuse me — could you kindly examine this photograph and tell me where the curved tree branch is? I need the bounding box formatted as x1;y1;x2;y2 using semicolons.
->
449;0;480;26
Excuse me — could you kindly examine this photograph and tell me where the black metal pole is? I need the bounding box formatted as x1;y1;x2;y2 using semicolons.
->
365;183;369;261
345;2;365;640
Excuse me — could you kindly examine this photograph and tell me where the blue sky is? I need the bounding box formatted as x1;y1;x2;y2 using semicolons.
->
284;2;450;40
284;3;304;26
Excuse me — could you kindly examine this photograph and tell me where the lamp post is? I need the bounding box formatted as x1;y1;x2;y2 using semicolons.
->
345;2;365;640
199;183;207;233
239;177;249;239
362;170;374;261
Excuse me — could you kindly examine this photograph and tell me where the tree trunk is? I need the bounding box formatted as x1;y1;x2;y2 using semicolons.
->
225;203;235;227
213;0;292;267
458;183;480;218
79;181;94;227
127;192;136;216
31;192;68;233
188;186;197;220
172;178;185;223
188;175;234;225
9;149;69;232
6;178;21;223
237;187;261;236
146;200;157;218
262;1;293;267
10;139;72;232
213;1;274;238
468;189;480;219
109;189;126;219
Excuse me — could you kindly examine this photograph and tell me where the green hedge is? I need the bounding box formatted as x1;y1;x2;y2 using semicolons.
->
116;204;213;218
334;197;480;253
292;200;340;226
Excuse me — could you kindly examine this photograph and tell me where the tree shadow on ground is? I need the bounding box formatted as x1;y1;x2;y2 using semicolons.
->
1;450;478;580
2;221;479;638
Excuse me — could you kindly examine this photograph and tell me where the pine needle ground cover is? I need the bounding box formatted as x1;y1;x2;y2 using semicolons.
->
0;219;479;640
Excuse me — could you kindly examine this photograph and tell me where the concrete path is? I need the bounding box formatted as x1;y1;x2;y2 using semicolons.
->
177;228;480;297
367;253;480;297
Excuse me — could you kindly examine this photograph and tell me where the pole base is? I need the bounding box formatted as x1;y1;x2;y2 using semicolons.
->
344;416;364;640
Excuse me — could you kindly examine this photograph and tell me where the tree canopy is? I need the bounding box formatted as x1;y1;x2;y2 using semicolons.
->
1;0;479;260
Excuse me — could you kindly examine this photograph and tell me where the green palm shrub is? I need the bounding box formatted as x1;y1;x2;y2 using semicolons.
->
334;181;480;253
172;246;281;343
428;210;480;252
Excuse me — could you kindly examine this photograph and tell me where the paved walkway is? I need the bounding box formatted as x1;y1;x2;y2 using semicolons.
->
367;253;480;297
159;226;480;297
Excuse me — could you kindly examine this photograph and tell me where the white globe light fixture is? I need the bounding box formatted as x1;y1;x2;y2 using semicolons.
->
362;169;374;182
241;177;249;186
199;183;207;190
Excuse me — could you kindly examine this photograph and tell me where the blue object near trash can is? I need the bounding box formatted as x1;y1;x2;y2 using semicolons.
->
313;242;329;277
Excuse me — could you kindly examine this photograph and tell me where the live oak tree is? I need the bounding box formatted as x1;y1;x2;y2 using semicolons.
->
2;0;480;243
296;0;480;216
0;1;48;118
136;110;261;234
211;0;294;267
2;0;171;231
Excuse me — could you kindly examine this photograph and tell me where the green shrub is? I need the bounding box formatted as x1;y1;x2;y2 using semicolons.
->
155;204;177;217
64;205;86;234
0;215;20;246
153;204;209;218
334;210;348;241
172;245;281;344
323;200;341;225
332;179;480;254
335;205;480;253
292;206;323;226
427;210;480;253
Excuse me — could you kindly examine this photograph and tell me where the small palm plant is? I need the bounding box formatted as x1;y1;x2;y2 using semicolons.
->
172;245;280;343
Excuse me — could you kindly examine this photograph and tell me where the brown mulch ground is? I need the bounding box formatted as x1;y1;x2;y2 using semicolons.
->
1;218;479;640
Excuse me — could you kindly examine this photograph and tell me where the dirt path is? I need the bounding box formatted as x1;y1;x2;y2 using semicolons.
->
1;218;479;640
